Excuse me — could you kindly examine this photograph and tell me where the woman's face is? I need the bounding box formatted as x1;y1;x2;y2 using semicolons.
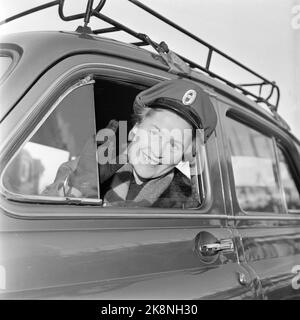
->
127;109;193;180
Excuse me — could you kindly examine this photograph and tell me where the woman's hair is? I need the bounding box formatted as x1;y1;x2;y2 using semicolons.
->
132;104;196;137
131;104;163;125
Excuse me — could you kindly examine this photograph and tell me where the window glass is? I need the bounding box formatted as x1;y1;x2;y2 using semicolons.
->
226;117;284;213
2;83;98;198
277;147;300;210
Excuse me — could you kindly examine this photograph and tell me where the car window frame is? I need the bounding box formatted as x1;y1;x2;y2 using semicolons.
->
0;60;219;218
0;75;101;204
275;143;300;214
221;101;300;218
227;113;287;215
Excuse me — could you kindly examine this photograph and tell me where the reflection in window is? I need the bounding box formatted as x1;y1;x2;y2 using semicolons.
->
226;117;284;213
2;84;98;198
277;148;300;210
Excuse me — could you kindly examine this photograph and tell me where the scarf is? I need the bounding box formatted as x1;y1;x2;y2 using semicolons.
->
104;163;174;207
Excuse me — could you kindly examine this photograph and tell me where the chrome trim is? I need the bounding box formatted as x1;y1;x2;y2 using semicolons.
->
272;137;289;214
0;194;102;205
228;215;300;221
237;272;250;286
199;238;234;256
1;209;228;220
1;194;300;220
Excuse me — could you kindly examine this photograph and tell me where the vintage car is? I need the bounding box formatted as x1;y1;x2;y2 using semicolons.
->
0;0;300;299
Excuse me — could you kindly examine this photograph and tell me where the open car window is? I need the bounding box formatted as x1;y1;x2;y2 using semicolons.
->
1;76;207;210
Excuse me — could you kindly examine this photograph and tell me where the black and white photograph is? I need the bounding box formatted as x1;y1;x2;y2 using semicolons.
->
0;0;300;304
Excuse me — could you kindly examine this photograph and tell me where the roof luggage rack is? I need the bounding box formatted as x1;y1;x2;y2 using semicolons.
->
1;0;281;113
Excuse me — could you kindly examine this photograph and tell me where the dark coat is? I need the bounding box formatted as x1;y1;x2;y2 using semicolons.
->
103;165;200;208
43;160;200;209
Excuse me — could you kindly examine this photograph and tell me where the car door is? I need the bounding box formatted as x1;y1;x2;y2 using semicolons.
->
219;97;300;300
0;53;258;299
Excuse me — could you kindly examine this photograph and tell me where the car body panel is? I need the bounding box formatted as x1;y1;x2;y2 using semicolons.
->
217;98;300;299
0;31;169;121
234;220;300;299
0;212;255;299
0;78;257;298
0;31;299;299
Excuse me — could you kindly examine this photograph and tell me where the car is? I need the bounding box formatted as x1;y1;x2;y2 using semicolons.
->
0;0;300;300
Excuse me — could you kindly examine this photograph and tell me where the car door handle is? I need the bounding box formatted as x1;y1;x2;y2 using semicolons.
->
198;239;234;256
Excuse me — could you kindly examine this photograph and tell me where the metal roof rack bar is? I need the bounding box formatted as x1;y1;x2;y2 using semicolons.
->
93;26;120;34
177;54;277;108
0;0;281;112
131;41;148;47
127;0;280;111
129;0;264;78
130;33;279;109
93;11;142;39
0;0;60;26
239;82;267;87
58;0;106;22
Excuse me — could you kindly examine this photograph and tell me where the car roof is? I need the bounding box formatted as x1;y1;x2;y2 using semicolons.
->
0;30;168;121
0;30;298;145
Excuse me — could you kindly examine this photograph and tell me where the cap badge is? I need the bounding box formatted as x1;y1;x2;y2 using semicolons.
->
182;89;197;105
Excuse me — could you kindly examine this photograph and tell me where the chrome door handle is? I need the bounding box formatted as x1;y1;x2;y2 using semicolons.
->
199;239;234;256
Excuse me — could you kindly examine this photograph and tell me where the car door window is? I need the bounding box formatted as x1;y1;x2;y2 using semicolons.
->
276;147;300;211
1;77;207;209
225;117;285;213
90;78;206;209
2;81;99;199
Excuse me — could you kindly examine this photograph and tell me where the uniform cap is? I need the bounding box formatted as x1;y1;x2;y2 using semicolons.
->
134;79;217;142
